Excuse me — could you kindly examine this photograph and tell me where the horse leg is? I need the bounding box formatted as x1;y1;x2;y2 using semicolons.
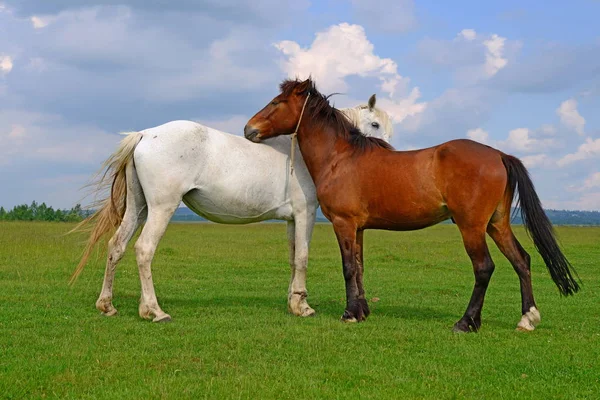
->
453;226;495;333
135;203;178;322
333;219;368;322
287;215;316;316
286;221;297;311
487;221;540;331
96;210;140;316
96;162;147;316
355;230;370;318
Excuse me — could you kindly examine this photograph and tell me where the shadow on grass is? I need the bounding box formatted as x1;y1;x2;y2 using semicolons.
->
109;292;516;330
161;294;285;310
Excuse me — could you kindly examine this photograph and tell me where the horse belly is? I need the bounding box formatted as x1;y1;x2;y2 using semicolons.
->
363;190;450;231
365;208;450;230
182;186;292;224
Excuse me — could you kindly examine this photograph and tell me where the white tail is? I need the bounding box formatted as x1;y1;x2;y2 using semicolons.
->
69;131;143;284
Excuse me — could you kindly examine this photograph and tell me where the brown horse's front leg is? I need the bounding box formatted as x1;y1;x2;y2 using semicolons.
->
355;229;370;318
333;220;369;322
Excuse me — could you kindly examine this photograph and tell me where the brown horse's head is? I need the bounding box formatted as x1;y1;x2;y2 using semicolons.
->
244;78;313;143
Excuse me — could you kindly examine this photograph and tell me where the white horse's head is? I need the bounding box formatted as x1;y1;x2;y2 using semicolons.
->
341;94;394;143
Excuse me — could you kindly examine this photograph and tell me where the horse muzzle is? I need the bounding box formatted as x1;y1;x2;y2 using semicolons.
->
244;125;262;143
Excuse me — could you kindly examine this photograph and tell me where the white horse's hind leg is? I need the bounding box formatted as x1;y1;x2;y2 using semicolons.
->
287;211;316;317
96;212;139;316
96;162;146;316
135;203;178;322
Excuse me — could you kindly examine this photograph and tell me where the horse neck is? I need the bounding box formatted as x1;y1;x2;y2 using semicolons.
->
295;119;342;184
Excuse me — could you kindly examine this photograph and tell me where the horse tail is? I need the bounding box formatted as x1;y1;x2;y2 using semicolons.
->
501;153;580;296
69;131;144;284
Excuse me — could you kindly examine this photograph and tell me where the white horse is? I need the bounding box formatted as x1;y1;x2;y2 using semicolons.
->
72;95;393;322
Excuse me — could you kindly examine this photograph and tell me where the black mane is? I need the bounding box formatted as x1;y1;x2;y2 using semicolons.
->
280;79;394;152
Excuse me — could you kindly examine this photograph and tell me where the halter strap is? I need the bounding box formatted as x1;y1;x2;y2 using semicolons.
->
290;92;310;175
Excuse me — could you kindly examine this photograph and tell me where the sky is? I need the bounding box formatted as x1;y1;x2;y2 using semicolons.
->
1;0;599;211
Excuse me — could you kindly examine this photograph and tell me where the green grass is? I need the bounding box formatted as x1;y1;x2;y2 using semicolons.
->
0;222;599;399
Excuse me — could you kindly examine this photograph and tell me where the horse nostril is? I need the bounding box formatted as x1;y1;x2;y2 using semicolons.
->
244;125;261;142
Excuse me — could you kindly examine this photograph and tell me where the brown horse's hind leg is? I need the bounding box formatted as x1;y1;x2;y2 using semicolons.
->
453;226;495;333
333;220;369;322
487;221;540;331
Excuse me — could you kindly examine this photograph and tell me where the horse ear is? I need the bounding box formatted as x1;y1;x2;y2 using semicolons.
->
295;78;311;95
368;94;376;110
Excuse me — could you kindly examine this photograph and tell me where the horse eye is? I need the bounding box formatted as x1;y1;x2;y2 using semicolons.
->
271;101;279;106
371;122;380;129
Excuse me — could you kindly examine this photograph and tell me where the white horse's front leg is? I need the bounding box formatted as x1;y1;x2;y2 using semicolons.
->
287;211;316;317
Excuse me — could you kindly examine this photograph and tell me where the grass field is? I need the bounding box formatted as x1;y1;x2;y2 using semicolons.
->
0;221;598;399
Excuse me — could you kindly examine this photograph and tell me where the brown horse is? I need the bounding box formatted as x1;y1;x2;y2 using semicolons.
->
244;78;580;332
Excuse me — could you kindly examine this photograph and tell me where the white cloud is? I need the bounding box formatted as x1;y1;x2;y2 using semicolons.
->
546;192;600;211
275;23;405;96
8;123;25;138
556;98;585;136
459;29;477;41
0;110;117;166
538;124;556;136
30;15;55;29
23;7;277;102
557;137;600;166
275;23;427;125
498;128;555;153
0;55;13;75
575;192;600;211
466;127;489;144
483;34;508;77
416;30;514;85
376;88;427;124
521;154;550;168
583;172;600;189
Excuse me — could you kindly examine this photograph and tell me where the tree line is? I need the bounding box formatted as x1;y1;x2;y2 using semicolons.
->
0;201;88;222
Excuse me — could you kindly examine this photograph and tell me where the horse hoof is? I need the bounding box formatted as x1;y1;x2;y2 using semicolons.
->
516;307;540;332
101;308;118;317
516;324;535;332
300;307;316;317
452;321;478;333
153;314;172;323
341;312;358;323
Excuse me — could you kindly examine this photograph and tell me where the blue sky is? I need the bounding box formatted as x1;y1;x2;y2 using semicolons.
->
1;0;599;210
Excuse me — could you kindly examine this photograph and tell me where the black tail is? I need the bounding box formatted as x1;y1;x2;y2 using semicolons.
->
502;154;580;296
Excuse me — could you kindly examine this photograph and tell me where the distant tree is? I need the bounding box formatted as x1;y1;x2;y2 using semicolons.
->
0;202;85;222
55;209;65;221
